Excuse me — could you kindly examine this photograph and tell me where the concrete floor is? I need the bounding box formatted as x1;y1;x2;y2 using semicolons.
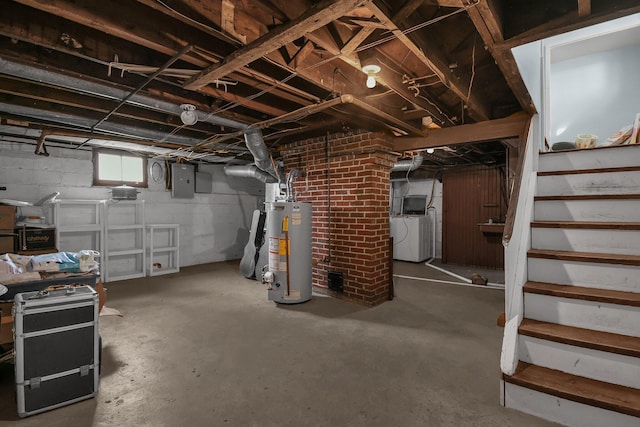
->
0;260;557;426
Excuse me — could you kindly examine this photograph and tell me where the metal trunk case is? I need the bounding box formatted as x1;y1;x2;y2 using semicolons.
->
13;286;100;417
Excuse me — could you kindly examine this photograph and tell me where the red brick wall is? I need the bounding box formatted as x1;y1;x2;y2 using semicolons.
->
280;132;397;306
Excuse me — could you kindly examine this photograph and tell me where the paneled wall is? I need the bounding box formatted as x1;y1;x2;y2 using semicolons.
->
442;165;507;269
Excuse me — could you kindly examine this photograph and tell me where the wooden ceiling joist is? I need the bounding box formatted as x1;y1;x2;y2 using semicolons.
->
578;0;592;18
367;1;492;121
466;2;536;114
393;114;529;152
183;0;368;90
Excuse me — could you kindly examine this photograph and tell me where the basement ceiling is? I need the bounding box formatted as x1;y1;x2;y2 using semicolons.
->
0;0;638;167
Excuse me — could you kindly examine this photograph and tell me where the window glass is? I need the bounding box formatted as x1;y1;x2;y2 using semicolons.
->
93;150;147;188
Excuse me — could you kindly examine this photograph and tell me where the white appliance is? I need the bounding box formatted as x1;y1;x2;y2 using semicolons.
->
390;215;431;262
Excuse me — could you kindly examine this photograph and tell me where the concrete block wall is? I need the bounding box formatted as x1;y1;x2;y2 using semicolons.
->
0;141;264;267
281;132;397;307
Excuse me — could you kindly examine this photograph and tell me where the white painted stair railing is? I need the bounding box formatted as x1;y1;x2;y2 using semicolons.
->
500;141;640;426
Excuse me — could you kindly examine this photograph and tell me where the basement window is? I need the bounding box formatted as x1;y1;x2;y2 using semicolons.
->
93;149;147;188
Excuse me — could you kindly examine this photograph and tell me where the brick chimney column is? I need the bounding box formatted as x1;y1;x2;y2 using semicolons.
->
281;132;398;306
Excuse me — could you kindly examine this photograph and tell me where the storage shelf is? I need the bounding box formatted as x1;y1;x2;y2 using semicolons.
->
107;224;144;231
58;225;102;233
147;224;179;277
151;245;177;251
107;249;144;257
104;200;145;282
54;200;105;264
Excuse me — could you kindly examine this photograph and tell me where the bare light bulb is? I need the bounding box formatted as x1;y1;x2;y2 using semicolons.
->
427;148;435;154
366;75;376;88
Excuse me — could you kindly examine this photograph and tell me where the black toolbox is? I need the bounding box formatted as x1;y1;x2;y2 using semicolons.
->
13;285;100;417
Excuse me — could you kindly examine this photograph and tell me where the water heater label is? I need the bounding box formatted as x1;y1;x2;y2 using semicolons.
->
292;212;301;225
269;252;279;270
269;237;279;252
268;237;280;270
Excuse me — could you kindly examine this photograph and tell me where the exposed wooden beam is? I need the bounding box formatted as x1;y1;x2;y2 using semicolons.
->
497;0;640;49
393;0;427;22
289;40;316;68
393;114;529;152
341;17;387;29
14;0;213;66
466;2;536;114
183;0;367;90
373;56;455;127
341;26;375;55
578;0;592;17
221;0;247;44
471;0;504;43
367;1;492;121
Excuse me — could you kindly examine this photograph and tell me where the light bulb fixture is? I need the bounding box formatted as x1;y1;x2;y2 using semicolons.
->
180;103;198;126
426;148;435;154
366;75;376;89
361;63;381;89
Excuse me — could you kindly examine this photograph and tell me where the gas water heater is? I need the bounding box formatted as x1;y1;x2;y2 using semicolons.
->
262;201;312;304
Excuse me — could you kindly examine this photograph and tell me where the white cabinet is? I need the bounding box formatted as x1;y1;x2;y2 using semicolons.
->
147;224;180;276
54;200;105;263
104;200;145;282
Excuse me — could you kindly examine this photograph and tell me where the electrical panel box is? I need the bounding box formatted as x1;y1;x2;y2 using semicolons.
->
195;171;212;194
171;163;195;199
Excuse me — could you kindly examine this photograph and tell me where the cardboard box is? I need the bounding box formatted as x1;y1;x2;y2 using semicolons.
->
0;205;15;229
15;227;56;252
0;235;14;254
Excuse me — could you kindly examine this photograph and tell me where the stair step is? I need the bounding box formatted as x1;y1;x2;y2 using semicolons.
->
534;196;640;222
531;226;640;255
531;221;640;230
505;363;640;418
537;170;640;196
528;249;640;266
519;318;640;358
524;282;640;307
538;165;640;177
535;194;640;201
539;145;640;173
528;257;640;293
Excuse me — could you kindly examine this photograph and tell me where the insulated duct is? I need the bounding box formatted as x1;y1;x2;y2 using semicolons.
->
243;128;278;180
391;155;424;173
224;164;277;183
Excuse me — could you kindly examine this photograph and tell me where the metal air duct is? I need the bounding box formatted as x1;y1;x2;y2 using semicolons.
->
391;155;424;173
243;128;278;180
224;165;277;183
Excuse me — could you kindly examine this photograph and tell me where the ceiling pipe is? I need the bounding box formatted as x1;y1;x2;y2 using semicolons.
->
391;154;424;173
0;57;248;131
0;103;245;154
224;164;277;183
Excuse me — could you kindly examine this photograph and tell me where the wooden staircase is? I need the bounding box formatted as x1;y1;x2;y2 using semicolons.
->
501;145;640;426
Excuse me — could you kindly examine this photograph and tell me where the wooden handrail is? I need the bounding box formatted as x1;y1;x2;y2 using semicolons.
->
502;115;533;246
